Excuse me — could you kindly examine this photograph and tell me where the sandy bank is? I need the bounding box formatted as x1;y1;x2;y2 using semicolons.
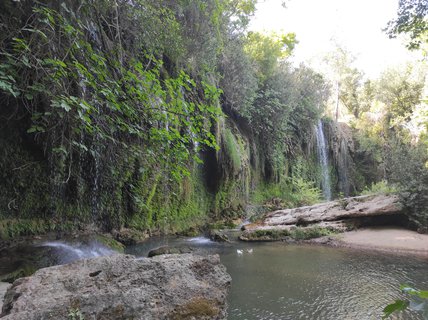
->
334;227;428;256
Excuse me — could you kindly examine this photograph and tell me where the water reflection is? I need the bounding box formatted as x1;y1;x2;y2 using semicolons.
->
126;236;428;319
221;242;428;319
2;235;428;319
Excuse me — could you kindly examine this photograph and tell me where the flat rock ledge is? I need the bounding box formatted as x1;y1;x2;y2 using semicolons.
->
1;253;231;320
241;194;403;241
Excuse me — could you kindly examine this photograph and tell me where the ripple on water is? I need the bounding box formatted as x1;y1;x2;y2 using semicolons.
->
222;244;428;320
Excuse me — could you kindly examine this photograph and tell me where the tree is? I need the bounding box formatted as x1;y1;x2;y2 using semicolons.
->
322;45;364;121
244;31;297;82
375;64;425;131
219;37;258;115
386;0;428;51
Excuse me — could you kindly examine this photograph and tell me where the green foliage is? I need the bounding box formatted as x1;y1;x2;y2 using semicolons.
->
251;175;321;208
289;226;335;240
95;234;125;253
323;45;367;119
1;12;221;176
127;163;213;234
386;0;428;51
243;226;335;241
223;129;242;172
0;0;338;237
382;300;410;319
361;180;399;196
349;61;428;226
219;37;258;113
243;64;327;179
0;0;225;231
252;229;290;240
383;285;428;319
376;65;425;130
68;308;85;320
245;31;297;81
0;219;75;240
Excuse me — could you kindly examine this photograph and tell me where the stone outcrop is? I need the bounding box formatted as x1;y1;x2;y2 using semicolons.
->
260;195;402;227
208;230;230;243
241;194;404;241
1;253;231;320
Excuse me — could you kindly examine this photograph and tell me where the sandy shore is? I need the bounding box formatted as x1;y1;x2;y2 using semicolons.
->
333;227;428;256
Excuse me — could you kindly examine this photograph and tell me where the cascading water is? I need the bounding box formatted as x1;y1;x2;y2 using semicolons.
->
338;139;350;196
315;120;332;201
40;241;115;264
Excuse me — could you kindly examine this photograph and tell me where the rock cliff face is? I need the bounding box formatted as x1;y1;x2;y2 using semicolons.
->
1;254;231;320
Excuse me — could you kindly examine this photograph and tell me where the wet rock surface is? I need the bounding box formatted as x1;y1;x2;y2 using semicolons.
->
208;230;230;243
1;253;231;320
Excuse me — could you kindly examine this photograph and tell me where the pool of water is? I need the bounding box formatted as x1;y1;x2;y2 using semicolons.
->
2;235;428;319
220;242;428;319
127;236;428;319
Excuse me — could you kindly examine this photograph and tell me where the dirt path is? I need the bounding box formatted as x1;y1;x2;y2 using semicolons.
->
336;227;428;256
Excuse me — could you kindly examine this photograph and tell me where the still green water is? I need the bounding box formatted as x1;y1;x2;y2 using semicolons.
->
127;236;428;319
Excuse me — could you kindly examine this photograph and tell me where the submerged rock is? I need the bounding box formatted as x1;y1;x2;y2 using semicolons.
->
111;228;148;245
209;230;230;243
1;253;231;320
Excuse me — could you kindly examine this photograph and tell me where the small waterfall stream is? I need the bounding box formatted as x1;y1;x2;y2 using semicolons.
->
315;120;332;201
40;241;115;264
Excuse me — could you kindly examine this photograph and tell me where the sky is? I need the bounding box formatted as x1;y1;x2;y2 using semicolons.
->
249;0;422;78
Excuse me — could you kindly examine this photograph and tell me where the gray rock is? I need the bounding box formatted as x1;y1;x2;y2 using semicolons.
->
1;253;231;320
0;282;11;313
261;194;403;227
209;230;230;243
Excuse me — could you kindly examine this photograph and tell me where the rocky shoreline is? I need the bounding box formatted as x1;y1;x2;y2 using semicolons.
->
239;194;405;241
1;193;426;319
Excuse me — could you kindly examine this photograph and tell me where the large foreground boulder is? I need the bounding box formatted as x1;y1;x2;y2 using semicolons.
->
1;253;231;320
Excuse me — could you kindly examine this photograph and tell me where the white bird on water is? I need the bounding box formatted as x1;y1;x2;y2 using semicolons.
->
236;249;243;255
246;248;253;254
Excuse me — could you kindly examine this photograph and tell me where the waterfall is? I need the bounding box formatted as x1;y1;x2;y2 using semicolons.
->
338;139;350;197
315;120;332;201
40;241;115;264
